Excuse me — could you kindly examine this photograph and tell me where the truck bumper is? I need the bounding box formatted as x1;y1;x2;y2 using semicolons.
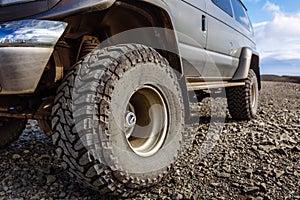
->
0;20;67;94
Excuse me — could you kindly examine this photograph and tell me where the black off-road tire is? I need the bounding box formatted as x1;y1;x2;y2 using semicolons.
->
0;118;26;148
51;44;188;196
226;69;259;120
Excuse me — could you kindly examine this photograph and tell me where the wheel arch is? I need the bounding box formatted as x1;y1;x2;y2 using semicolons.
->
103;1;182;74
53;1;183;73
250;53;261;90
232;47;261;90
52;0;191;123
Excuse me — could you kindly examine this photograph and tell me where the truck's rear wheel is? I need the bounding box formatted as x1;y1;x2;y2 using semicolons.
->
226;69;259;120
51;44;186;196
0;118;25;148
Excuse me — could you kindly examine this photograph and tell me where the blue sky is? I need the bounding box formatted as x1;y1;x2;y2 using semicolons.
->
243;0;300;75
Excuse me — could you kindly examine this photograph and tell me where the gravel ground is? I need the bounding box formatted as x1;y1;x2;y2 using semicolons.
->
0;81;299;200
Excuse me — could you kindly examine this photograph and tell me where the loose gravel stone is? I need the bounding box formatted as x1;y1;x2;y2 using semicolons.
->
46;175;56;185
12;154;21;160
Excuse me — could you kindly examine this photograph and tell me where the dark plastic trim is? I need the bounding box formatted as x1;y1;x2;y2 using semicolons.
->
31;0;115;20
0;0;59;23
232;47;259;80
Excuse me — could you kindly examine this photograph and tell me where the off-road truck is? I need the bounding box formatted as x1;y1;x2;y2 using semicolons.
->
0;0;260;196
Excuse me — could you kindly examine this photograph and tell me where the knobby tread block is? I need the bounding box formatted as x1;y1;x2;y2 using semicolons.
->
226;69;258;120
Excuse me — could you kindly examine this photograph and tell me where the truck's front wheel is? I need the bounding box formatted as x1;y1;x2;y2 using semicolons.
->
51;44;186;196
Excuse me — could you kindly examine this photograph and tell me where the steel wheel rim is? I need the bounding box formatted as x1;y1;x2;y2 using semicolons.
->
124;85;168;157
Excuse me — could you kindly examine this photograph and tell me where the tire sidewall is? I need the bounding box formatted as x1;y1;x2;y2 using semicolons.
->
108;62;184;176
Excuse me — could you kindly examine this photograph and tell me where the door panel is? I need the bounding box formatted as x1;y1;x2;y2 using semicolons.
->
205;0;239;78
202;51;239;79
206;0;236;56
166;0;207;76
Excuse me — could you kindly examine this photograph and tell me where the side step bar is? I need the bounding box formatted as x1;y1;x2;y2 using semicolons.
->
187;81;245;91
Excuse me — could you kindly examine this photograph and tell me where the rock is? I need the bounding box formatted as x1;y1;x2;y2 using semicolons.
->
232;183;240;188
12;154;21;159
232;127;238;132
276;182;283;187
223;166;232;173
46;175;56;185
58;191;66;198
243;186;260;194
176;193;183;200
264;195;271;200
255;197;263;200
245;168;254;178
274;169;285;178
294;171;300;177
23;150;30;154
270;147;287;155
30;195;40;200
258;122;265;127
260;183;267;192
210;182;220;187
38;167;51;175
217;172;231;178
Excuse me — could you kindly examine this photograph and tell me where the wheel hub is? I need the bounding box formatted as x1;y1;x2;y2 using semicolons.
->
124;85;168;157
251;82;257;109
125;111;137;127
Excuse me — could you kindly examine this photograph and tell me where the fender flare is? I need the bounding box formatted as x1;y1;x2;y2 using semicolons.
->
233;47;261;89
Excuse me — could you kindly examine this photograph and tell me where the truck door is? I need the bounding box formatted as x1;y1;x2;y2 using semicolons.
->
166;0;207;77
204;0;240;79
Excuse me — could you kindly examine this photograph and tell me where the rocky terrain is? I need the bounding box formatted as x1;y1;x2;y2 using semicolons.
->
0;81;299;200
262;75;300;84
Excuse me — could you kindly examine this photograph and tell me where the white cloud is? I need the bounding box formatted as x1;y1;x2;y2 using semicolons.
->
263;1;280;12
254;1;300;62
